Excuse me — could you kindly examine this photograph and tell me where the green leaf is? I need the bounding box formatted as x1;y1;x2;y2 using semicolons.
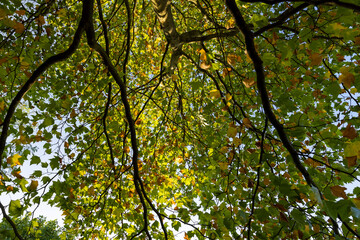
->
290;209;305;225
49;156;60;170
9;200;23;217
30;155;41;165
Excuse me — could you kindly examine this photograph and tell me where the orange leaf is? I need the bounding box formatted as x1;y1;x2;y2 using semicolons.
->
13;22;25;34
243;118;252;128
148;213;155;221
330;185;347;199
36;15;45;26
313;224;320;233
243;78;255;88
310;53;322;66
29;180;38;191
200;61;211;70
355;37;360;46
343;124;358;139
346;156;357;167
280;212;288;222
12;170;23;179
184;233;190;240
16;10;26;16
124;146;130;154
340;72;355;89
263;178;270;186
70;109;76;118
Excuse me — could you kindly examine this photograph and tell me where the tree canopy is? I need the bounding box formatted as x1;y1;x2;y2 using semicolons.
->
1;0;360;239
0;214;73;240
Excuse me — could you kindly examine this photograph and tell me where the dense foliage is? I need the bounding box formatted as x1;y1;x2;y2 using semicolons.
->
0;214;71;240
1;0;360;239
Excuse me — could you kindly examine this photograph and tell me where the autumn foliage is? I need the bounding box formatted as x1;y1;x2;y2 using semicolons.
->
1;0;360;239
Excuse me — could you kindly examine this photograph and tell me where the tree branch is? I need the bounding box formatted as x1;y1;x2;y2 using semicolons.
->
0;0;86;168
0;201;24;240
225;0;317;188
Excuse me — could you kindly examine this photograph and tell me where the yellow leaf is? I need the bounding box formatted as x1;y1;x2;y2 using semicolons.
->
344;141;360;158
29;180;38;191
209;89;221;98
0;8;8;19
233;137;242;147
331;23;346;31
200;61;211;70
57;8;67;18
226;93;232;101
220;146;228;153
0;101;5;111
7;154;22;167
175;157;183;164
219;162;228;170
199;49;207;61
330;185;347;199
20;60;29;71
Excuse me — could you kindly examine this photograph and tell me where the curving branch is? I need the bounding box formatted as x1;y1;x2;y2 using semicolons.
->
254;3;309;36
0;201;24;240
82;0;169;238
248;118;268;239
224;0;344;235
238;0;360;12
0;5;87;169
224;0;317;188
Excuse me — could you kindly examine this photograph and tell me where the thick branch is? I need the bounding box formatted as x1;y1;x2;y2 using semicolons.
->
83;0;169;238
0;201;24;240
239;0;360;12
254;3;309;36
180;29;239;43
225;0;317;188
151;0;180;46
0;2;86;168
